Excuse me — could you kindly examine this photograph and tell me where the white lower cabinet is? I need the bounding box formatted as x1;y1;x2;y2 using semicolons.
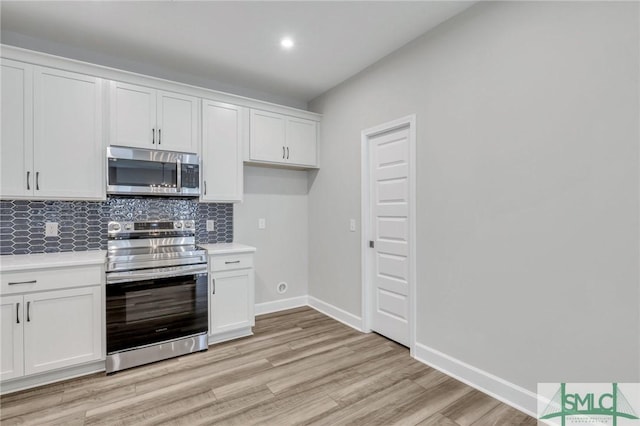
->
208;250;255;344
23;287;102;376
0;262;104;387
0;295;24;381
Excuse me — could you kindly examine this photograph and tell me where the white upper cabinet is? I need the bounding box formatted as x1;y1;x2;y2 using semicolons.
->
201;100;243;202
109;82;155;149
33;67;103;199
286;116;318;167
249;109;288;163
248;109;318;168
157;91;199;153
0;62;104;200
0;59;32;198
110;81;199;153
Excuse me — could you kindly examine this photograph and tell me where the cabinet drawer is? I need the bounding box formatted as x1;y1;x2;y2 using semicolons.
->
210;253;253;272
1;265;102;295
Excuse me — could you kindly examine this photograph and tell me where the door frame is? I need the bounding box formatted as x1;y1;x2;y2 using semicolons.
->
361;114;417;356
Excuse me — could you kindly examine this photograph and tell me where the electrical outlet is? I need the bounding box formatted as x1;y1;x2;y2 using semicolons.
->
45;222;58;237
258;218;266;229
349;219;356;232
206;220;215;232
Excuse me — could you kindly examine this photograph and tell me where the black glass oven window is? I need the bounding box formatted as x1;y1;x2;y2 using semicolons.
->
106;273;208;354
108;158;177;188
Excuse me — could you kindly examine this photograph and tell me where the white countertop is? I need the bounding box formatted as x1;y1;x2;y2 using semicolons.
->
0;250;107;272
199;243;256;255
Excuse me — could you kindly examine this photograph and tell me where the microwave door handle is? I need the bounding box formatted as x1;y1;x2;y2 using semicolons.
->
176;159;182;192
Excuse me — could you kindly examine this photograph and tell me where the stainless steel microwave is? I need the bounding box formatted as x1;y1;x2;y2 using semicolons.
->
106;146;200;197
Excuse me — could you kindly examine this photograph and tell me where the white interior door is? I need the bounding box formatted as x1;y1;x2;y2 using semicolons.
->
368;125;412;347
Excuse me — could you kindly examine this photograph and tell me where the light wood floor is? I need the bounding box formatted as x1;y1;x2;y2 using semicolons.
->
0;307;536;425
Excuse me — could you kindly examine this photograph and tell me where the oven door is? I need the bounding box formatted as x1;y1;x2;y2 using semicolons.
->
106;271;208;354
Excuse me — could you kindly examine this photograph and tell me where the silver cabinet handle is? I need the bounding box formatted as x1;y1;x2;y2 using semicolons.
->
16;302;20;324
158;128;161;145
26;171;30;190
212;278;215;295
286;147;289;160
152;128;156;144
176;159;182;192
225;260;240;264
27;301;31;322
204;180;207;195
282;146;285;159
36;172;40;190
8;280;37;286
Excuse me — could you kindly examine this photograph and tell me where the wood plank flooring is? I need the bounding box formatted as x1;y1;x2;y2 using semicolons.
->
0;307;536;425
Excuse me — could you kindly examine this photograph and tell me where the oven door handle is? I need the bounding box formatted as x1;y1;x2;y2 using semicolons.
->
106;265;207;284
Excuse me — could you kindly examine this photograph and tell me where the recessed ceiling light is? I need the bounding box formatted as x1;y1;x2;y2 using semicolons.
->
280;37;294;50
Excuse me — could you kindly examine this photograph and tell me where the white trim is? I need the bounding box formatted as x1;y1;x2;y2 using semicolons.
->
254;296;309;315
361;114;417;355
0;360;105;395
307;296;363;332
207;327;253;345
413;342;538;418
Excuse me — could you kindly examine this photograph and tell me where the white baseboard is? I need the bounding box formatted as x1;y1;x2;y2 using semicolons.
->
208;327;253;345
1;360;105;395
413;342;537;418
255;296;308;315
307;296;363;332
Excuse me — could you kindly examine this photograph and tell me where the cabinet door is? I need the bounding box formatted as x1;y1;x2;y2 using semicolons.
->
201;101;243;202
0;295;24;381
23;287;102;376
210;269;254;335
286;117;318;167
157;91;199;153
249;109;287;163
110;81;156;149
33;67;104;199
1;59;33;198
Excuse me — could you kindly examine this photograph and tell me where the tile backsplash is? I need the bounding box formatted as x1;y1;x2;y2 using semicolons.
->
0;198;233;255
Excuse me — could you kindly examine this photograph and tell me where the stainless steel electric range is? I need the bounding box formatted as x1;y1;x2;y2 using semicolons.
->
105;220;208;373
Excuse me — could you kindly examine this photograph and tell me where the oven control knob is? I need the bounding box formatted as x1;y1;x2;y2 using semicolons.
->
109;222;121;232
124;223;133;231
184;221;193;229
175;222;183;229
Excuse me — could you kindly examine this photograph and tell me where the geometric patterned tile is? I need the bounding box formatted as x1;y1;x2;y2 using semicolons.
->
0;198;233;255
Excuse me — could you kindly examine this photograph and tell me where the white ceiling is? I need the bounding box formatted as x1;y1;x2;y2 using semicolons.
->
1;1;474;106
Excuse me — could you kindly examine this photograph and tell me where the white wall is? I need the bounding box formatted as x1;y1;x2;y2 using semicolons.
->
234;166;308;304
309;0;639;399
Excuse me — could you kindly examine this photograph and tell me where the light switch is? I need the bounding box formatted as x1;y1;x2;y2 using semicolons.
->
349;219;356;232
258;218;266;229
45;222;58;237
206;220;215;232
